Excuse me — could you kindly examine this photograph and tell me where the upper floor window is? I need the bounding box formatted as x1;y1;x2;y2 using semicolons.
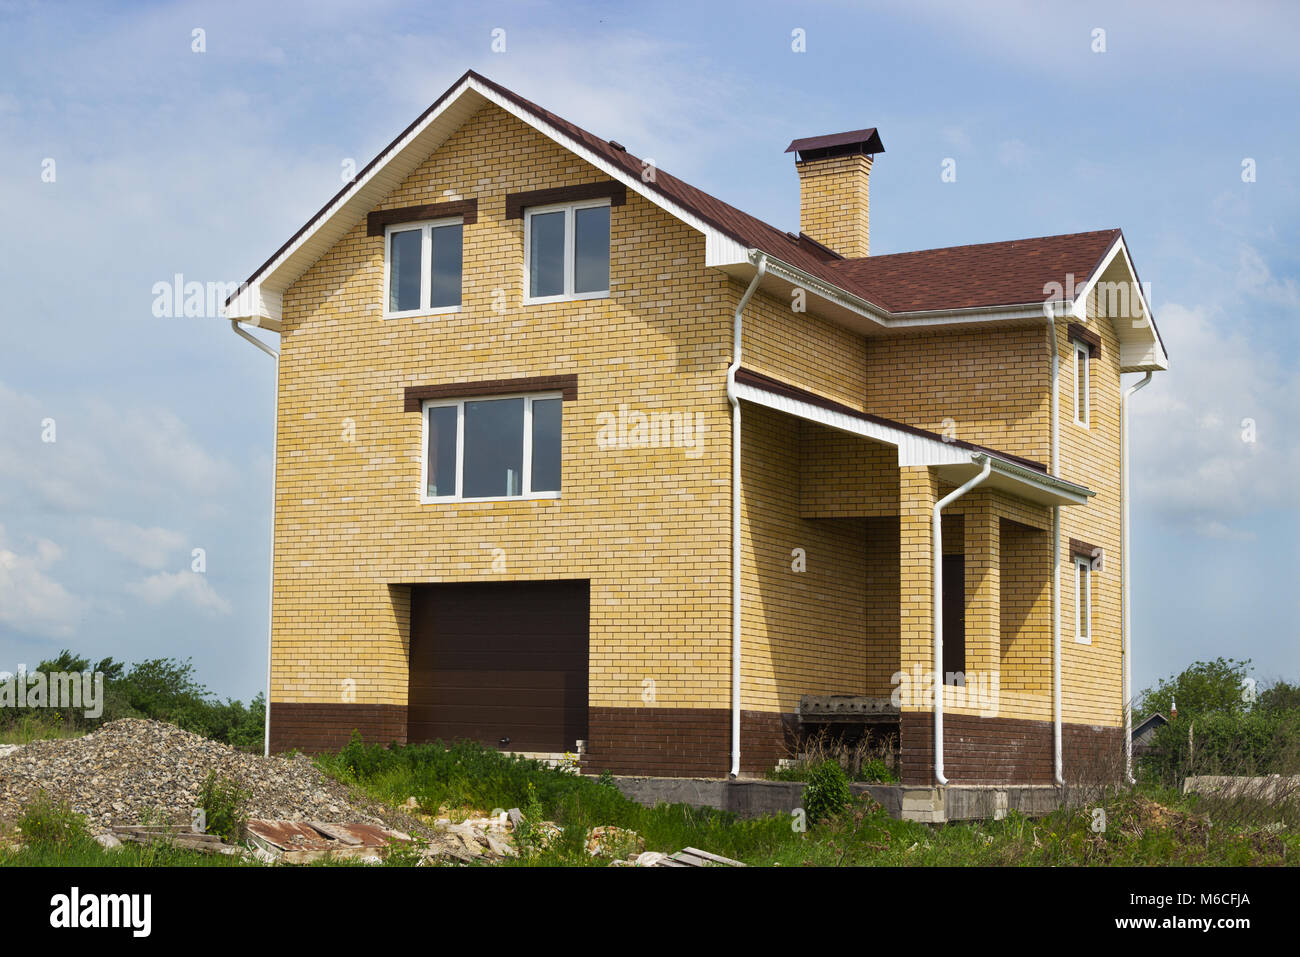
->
1074;555;1092;644
524;200;610;303
385;218;463;318
421;393;562;502
1072;340;1090;428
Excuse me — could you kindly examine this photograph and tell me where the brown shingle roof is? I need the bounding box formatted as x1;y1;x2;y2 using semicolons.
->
826;230;1123;313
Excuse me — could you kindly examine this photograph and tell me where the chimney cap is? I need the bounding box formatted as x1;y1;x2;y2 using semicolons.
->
786;128;885;160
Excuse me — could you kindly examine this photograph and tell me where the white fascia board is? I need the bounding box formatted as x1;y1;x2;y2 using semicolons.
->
983;455;1093;506
224;284;283;332
1068;235;1168;372
732;379;970;467
757;255;893;328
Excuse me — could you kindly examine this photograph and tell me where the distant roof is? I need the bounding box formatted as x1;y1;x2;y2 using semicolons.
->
1132;713;1169;739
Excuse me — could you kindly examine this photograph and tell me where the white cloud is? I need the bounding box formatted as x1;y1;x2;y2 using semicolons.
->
125;571;232;615
0;380;238;514
1131;300;1300;534
90;518;186;570
0;525;85;637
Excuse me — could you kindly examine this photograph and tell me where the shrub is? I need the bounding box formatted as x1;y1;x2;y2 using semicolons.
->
802;760;852;824
18;793;94;849
196;771;250;843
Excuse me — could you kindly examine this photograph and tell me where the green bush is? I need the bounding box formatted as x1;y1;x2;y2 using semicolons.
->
802;760;852;824
0;650;266;751
1140;710;1300;784
18;793;95;850
196;771;250;843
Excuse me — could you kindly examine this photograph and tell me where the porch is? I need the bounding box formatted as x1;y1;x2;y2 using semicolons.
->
734;368;1098;785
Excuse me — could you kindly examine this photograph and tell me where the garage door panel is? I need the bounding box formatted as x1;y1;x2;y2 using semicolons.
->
407;580;589;753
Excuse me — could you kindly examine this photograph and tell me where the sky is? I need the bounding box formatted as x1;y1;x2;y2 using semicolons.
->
1;0;1297;701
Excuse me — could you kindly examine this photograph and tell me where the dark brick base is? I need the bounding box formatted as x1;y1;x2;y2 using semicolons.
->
900;711;1124;785
582;707;797;777
267;703;408;755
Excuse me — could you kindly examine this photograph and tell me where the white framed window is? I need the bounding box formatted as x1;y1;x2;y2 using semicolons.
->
1074;555;1092;644
384;217;463;318
523;199;611;304
1073;340;1090;428
420;392;563;503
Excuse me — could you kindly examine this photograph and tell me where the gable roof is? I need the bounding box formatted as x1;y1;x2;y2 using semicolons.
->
224;69;1166;370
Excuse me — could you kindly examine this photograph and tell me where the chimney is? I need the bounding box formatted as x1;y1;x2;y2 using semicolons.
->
785;129;884;259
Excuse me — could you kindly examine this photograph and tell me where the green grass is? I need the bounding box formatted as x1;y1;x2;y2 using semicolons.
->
6;734;1294;867
316;734;1299;867
0;712;87;745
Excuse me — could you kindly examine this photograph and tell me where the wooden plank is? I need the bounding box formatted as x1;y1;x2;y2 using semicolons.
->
676;842;748;868
307;820;362;845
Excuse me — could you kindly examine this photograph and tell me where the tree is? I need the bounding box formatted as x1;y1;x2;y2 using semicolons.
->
1138;657;1253;720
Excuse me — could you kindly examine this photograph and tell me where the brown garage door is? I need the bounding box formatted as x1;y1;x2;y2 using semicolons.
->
408;580;589;753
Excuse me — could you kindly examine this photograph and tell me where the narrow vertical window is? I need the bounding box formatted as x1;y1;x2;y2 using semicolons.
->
1075;556;1092;644
530;397;563;492
528;211;566;298
388;228;423;313
429;223;463;308
573;204;611;294
1074;341;1090;427
425;405;458;497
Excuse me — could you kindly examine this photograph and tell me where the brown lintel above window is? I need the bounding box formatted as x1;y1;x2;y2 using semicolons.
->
1069;537;1100;559
403;374;579;412
504;181;626;220
1068;322;1101;358
367;199;478;237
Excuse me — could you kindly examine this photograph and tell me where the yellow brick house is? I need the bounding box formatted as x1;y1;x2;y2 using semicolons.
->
224;71;1167;786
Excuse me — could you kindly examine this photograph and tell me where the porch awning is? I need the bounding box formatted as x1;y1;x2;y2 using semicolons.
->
733;368;1094;508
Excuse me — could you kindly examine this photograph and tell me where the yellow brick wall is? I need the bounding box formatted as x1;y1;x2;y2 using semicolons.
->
1057;312;1125;727
799;424;898;518
272;102;735;712
738;404;869;712
864;326;1051;464
741;287;868;410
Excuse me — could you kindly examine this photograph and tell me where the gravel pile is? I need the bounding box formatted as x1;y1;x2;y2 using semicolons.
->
0;719;404;829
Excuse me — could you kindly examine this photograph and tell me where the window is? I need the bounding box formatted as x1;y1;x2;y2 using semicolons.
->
1073;340;1090;427
421;393;563;502
524;200;610;303
384;218;463;317
1074;555;1092;644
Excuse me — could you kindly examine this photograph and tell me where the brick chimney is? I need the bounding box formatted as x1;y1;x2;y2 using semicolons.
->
786;129;884;259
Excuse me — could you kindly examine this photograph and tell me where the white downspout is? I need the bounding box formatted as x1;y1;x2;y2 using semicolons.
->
230;320;279;757
1122;372;1152;784
932;454;992;785
1045;315;1063;787
725;253;767;779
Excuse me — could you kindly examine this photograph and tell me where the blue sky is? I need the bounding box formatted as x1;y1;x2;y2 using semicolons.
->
1;0;1297;700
